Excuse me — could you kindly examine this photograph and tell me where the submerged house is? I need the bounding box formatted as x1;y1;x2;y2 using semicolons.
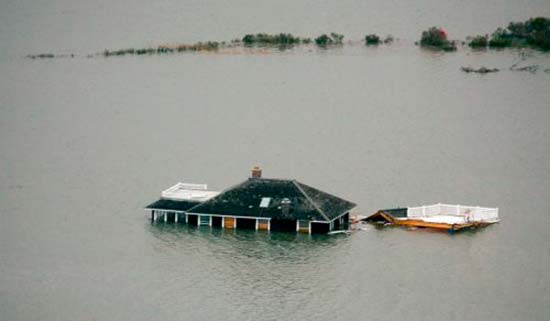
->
145;167;356;234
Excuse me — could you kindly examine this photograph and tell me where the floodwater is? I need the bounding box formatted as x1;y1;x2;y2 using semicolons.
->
1;1;550;321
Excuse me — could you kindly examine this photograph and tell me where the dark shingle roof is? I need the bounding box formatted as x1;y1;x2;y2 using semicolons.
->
186;178;355;222
146;199;201;212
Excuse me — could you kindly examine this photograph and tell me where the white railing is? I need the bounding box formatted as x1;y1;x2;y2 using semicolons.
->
161;182;219;201
407;203;499;223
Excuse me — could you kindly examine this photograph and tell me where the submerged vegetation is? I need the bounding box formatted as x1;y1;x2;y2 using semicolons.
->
314;33;344;46
241;33;310;46
27;53;55;59
102;42;220;57
364;34;394;45
469;17;550;50
24;17;550;62
365;34;380;45
468;35;489;48
467;17;550;50
419;27;457;51
27;53;76;59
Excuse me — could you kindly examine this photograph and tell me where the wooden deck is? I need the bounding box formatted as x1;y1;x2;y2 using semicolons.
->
393;219;481;231
364;210;494;233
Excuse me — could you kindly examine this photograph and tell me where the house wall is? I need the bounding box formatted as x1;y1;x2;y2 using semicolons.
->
270;219;297;232
149;210;339;234
236;218;256;229
187;214;198;226
311;222;330;234
211;216;223;227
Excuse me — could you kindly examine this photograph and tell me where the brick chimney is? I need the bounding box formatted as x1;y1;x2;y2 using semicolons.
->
251;166;262;178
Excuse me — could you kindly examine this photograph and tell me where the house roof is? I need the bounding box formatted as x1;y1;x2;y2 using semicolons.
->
186;178;356;222
146;199;201;212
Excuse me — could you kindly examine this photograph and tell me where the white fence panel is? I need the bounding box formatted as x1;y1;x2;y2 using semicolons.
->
407;203;499;222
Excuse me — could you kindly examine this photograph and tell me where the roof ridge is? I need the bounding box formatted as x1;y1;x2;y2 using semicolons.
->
187;179;250;213
249;177;293;182
297;181;357;207
292;180;331;222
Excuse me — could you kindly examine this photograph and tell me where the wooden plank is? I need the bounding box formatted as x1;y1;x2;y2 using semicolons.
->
394;219;475;231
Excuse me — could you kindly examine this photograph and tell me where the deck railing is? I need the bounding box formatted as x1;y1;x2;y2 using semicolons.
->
407;203;499;222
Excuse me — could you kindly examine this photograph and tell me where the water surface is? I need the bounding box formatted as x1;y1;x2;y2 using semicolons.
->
1;1;550;321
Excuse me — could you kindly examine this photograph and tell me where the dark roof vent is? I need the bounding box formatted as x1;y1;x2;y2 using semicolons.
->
281;198;291;216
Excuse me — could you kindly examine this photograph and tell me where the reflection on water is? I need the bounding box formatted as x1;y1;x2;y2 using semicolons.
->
148;223;348;261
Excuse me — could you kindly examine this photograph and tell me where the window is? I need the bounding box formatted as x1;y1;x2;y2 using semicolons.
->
259;197;271;208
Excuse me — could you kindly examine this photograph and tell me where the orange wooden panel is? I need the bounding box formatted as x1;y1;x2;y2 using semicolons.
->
224;217;235;229
258;222;269;230
394;219;474;231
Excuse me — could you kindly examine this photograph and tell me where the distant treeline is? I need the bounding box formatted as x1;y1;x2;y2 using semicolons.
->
26;17;550;59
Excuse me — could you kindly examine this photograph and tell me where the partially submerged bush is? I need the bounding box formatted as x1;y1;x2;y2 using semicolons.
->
383;35;394;44
102;41;220;57
365;34;381;45
468;35;488;48
241;33;305;46
176;41;220;51
488;28;512;48
315;33;344;46
486;17;550;50
420;27;457;51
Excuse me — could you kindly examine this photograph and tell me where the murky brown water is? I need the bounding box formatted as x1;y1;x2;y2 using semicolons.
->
1;1;550;320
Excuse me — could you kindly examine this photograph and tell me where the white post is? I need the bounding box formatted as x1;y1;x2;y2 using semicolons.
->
221;216;225;228
308;221;312;235
197;216;201;226
234;217;237;229
153;211;157;221
185;214;188;224
296;220;300;232
164;212;167;223
267;220;271;232
255;219;259;230
209;216;212;227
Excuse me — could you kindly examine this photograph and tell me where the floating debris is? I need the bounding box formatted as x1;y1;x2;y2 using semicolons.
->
461;66;499;73
510;64;540;73
363;203;499;233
